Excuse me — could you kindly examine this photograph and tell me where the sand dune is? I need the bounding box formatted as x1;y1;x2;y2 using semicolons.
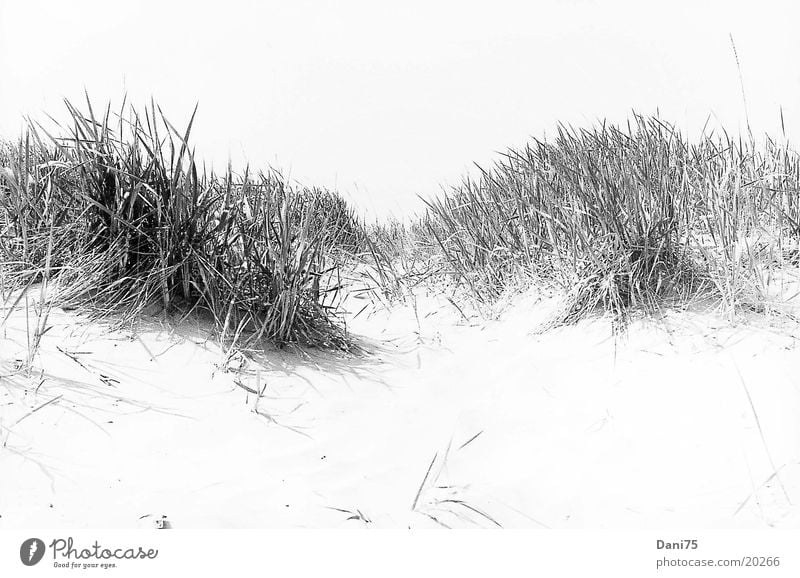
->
2;289;798;530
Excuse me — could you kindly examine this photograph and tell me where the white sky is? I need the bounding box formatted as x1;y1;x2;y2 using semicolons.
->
1;0;798;217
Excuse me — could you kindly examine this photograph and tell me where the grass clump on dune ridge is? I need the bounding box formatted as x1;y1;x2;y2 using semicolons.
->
422;114;800;324
3;103;799;344
0;97;358;350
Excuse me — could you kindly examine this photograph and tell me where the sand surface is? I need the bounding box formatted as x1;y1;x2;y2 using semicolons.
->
1;290;799;529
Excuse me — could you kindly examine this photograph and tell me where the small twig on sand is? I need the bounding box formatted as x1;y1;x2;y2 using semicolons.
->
458;430;483;451
8;394;63;432
732;361;791;504
234;378;259;395
446;297;470;324
411;452;438;511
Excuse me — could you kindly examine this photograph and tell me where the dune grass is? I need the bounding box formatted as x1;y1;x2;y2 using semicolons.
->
420;115;800;324
0;96;361;350
3;102;799;349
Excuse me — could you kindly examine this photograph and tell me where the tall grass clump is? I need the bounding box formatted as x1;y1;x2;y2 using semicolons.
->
0;97;357;349
423;114;800;323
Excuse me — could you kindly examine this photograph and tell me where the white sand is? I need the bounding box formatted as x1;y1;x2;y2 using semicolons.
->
1;289;798;529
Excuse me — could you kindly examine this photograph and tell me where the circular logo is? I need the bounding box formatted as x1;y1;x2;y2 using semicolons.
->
20;538;46;566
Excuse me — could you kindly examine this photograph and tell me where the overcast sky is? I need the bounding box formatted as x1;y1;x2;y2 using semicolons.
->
1;1;798;217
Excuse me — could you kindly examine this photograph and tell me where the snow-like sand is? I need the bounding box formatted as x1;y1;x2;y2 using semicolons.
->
1;289;798;529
